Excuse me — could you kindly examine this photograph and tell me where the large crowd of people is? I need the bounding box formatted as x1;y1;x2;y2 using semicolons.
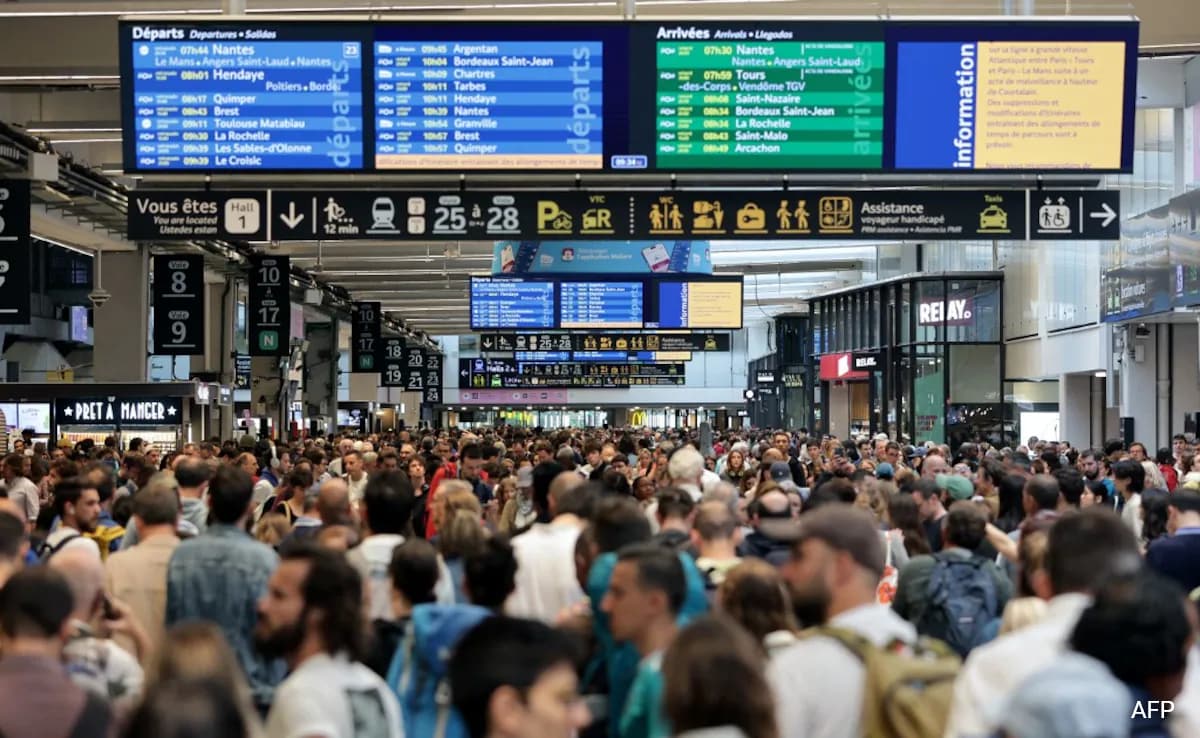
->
0;425;1196;738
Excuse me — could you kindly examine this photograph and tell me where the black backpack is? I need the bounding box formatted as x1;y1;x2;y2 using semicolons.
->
37;533;81;563
916;554;1000;658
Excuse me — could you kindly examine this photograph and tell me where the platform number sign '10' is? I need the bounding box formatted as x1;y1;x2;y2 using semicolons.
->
381;337;406;388
351;302;381;372
153;254;204;356
249;255;290;357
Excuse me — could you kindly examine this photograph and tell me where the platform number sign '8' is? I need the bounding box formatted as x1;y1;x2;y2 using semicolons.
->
153;254;205;355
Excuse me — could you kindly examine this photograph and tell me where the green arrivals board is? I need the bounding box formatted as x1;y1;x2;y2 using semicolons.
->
654;40;885;170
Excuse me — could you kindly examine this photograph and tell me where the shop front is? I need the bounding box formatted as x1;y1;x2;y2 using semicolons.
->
808;273;1005;446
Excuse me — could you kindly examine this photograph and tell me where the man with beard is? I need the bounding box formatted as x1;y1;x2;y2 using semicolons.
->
39;477;103;561
256;541;402;738
767;505;918;738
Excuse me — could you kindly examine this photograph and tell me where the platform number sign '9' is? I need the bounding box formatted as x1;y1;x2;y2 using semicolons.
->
153;254;204;355
381;337;406;388
351;302;381;372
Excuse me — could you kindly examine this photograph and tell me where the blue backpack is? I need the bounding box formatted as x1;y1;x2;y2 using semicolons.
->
918;554;1000;658
387;603;491;738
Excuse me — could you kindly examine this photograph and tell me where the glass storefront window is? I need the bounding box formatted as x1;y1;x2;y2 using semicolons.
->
913;351;944;444
950;345;1002;403
944;280;1001;343
900;283;912;345
915;281;945;344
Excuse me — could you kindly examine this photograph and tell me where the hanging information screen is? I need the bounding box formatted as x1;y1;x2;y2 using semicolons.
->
350;301;381;372
152;254;205;355
120;19;1137;175
560;281;643;329
653;38;884;170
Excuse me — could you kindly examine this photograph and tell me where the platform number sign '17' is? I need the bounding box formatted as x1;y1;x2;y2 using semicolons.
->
381;337;406;388
249;255;290;357
351;302;381;372
153;254;204;355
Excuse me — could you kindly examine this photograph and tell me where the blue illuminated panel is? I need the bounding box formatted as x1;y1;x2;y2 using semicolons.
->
470;278;556;330
560;281;643;329
374;40;603;170
125;26;364;170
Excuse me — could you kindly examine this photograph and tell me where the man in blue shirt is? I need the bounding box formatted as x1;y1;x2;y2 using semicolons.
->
1146;490;1200;596
166;464;283;712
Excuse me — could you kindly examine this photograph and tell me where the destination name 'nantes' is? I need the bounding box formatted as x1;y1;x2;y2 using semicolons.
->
656;26;795;41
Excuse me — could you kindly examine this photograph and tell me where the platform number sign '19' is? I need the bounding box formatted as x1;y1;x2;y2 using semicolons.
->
381;337;406;388
249;255;290;357
351;302;381;372
152;254;204;355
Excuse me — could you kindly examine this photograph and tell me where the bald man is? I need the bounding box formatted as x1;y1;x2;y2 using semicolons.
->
316;477;354;527
49;548;145;718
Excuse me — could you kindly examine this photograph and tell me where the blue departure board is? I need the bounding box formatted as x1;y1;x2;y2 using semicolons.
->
470;277;556;330
560;281;643;329
373;40;603;170
124;25;364;170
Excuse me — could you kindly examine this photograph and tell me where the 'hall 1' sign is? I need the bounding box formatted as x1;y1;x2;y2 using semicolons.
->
55;397;184;426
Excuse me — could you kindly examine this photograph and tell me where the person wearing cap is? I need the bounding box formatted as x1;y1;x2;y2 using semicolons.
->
768;506;918;738
891;501;1011;644
499;466;538;534
875;462;895;482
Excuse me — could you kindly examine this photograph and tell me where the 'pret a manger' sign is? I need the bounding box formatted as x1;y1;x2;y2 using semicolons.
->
55;398;184;426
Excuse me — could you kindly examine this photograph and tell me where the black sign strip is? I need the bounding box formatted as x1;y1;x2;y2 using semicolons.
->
152;254;205;356
0;180;31;325
128;191;268;241
381;337;406;388
248;254;290;357
350;302;381;373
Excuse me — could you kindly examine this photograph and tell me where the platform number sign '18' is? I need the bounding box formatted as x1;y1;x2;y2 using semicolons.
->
249;255;290;357
153;254;204;355
381;337;406;388
351;302;381;372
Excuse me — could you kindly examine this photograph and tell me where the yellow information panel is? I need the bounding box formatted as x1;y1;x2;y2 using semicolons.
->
974;42;1126;169
682;281;742;330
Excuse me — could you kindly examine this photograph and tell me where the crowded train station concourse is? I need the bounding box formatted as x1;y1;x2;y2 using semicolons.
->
0;1;1198;737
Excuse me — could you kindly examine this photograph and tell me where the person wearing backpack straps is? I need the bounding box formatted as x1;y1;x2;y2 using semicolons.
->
892;501;1012;659
39;477;103;563
769;504;960;738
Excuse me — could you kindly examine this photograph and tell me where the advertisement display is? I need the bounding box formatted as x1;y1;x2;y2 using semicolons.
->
1102;188;1200;322
119;19;1137;175
493;241;712;275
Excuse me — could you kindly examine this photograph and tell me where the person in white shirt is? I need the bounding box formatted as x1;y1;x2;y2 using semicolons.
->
342;451;369;509
256;542;403;738
40;477;102;561
506;472;591;623
768;505;918;738
2;453;38;526
346;471;414;622
1112;460;1145;540
943;507;1143;738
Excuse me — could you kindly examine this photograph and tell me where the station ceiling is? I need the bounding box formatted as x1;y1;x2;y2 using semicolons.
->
0;0;1189;334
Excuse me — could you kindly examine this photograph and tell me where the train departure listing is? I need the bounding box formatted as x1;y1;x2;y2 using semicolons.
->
129;27;364;170
374;41;604;170
654;36;885;169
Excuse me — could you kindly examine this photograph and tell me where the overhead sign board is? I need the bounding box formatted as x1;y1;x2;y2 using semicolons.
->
381;336;406;388
422;352;443;405
127;191;267;241
119;19;1137;175
234;353;251;389
0;180;31;325
851;352;882;371
152;254;205;355
460;358;686;389
350;301;381;372
755;370;778;385
479;332;729;353
135;188;1120;242
403;344;426;392
55;397;184;426
248;254;290;356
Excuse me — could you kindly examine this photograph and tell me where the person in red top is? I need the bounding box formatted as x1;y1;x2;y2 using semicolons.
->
426;443;491;539
1156;447;1179;492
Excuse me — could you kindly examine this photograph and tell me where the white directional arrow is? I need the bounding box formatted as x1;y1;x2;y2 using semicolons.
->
1090;202;1117;228
280;202;304;230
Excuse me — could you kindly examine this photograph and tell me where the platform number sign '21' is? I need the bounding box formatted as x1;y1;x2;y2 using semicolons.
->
153;254;204;355
404;346;425;391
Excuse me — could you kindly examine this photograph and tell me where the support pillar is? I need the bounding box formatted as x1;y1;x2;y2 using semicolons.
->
93;248;149;382
304;321;337;435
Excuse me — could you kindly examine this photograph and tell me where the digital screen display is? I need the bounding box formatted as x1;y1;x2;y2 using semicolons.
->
652;280;744;329
560;281;643;329
0;404;16;430
654;39;884;170
470;277;556;330
374;40;604;170
70;306;89;342
120;20;1137;174
122;24;364;170
892;22;1137;170
18;404;51;435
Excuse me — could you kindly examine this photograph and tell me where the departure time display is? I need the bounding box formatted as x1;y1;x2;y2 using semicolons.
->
119;19;1138;174
125;25;364;170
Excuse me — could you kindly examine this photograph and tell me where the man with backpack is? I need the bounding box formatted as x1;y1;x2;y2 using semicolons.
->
769;504;959;738
39;477;102;562
892;501;1011;658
